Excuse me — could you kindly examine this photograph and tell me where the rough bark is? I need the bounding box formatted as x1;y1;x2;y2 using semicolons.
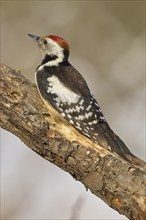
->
0;64;146;220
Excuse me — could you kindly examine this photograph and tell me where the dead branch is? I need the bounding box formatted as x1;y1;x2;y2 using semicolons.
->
0;64;146;220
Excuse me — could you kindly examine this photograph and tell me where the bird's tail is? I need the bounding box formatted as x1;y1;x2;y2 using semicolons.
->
97;123;136;162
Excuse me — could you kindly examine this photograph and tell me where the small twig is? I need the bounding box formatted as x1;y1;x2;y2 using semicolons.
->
70;195;86;220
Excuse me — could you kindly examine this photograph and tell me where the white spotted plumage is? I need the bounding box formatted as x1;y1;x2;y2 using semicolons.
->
45;73;106;141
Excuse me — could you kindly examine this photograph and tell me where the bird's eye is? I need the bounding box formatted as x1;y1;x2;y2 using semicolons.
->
44;40;47;45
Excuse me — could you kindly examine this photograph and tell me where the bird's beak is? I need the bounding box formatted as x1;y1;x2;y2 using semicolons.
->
28;33;40;41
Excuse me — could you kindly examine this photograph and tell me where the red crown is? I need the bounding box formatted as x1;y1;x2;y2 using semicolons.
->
48;35;69;51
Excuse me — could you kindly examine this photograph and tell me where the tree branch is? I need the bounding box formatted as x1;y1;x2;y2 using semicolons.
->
0;64;146;220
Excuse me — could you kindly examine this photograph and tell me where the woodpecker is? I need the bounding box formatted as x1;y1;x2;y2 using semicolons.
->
28;33;134;161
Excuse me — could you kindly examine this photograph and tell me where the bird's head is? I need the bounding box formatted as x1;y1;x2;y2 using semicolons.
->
28;34;70;66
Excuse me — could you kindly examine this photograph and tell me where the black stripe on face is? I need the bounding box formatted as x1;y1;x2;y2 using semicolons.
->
41;55;58;65
36;54;71;70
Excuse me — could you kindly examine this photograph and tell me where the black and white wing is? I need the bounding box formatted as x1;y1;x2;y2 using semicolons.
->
36;65;134;161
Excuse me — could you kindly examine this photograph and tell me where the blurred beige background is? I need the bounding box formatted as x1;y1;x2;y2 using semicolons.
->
1;1;145;220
